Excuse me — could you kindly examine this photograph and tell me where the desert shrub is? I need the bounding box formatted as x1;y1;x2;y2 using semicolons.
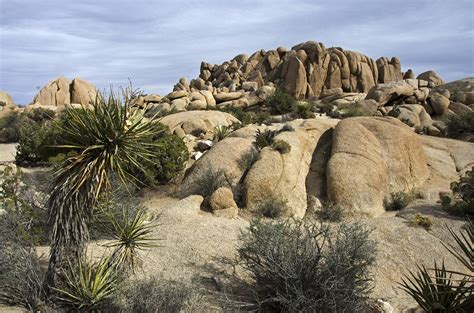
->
409;213;433;230
0;111;30;143
280;123;294;132
445;111;474;141
293;102;315;119
213;124;232;142
26;108;55;123
255;197;288;218
266;89;297;115
318;202;345;222
218;106;270;125
255;129;277;149
442;168;474;216
113;276;206;313
0;241;46;311
0;165;48;245
15;113;77;165
144;130;189;184
384;191;416;211
238;219;376;312
271;139;291;154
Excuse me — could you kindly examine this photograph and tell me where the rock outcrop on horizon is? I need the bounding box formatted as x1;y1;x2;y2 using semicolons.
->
0;91;16;118
29;76;99;110
178;41;404;100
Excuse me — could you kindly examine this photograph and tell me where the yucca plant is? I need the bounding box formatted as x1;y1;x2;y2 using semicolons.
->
400;221;474;311
105;206;160;272
212;124;232;142
54;255;119;311
443;221;473;273
46;86;164;287
254;129;277;150
399;262;471;312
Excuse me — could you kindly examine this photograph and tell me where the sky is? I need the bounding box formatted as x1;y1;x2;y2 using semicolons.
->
0;0;473;105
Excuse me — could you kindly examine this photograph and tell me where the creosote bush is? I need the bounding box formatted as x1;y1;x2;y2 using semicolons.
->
271;139;291;154
445;111;474;141
255;197;289;218
0;108;55;143
238;219;376;312
266;89;297;115
112;276;206;312
442;168;474;216
318;202;346;222
409;213;433;230
384;191;417;211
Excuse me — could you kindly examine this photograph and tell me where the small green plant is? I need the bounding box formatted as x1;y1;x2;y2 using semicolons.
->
442;168;474;216
399;221;473;312
255;197;288;218
54;255;120;311
399;262;471;312
384;191;416;211
409;213;433;230
266;89;297;115
280;123;295;132
213;124;232;142
445;111;474;141
105;206;158;272
255;129;277;149
271;139;291;154
238;219;376;311
293;102;315;119
318;202;345;222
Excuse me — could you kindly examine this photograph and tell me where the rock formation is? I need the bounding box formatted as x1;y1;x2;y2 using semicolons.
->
29;76;99;109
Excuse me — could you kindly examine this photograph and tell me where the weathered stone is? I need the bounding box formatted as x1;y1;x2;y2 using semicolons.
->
417;71;444;87
168;90;189;100
327;117;429;217
366;80;415;106
209;187;239;218
143;94;161;103
245;119;338;218
428;92;450;115
213;92;244;103
434;78;473;105
70;77;98;107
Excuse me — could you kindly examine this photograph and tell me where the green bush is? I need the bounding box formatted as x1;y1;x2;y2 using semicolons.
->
384;191;416;211
409;213;433;230
266;89;297;115
0;111;30;143
446;112;474;141
442;168;474;216
294;102;315;119
318;202;345;222
218;106;270;125
15;112;77;165
0;165;48;245
271;139;291;154
255;129;277;149
238;219;376;312
113;276;206;312
255;197;288;218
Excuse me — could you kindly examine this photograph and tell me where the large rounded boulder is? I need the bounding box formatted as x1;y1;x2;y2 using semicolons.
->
326;117;429;216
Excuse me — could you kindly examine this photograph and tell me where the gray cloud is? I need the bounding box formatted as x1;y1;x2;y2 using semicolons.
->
1;0;473;104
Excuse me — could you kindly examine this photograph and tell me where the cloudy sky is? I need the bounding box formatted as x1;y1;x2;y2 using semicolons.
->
1;0;473;105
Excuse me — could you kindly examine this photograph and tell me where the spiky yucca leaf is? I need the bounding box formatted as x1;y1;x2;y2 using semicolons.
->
212;125;232;142
46;87;164;284
54;255;119;311
443;221;473;273
399;262;471;312
105;206;160;272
